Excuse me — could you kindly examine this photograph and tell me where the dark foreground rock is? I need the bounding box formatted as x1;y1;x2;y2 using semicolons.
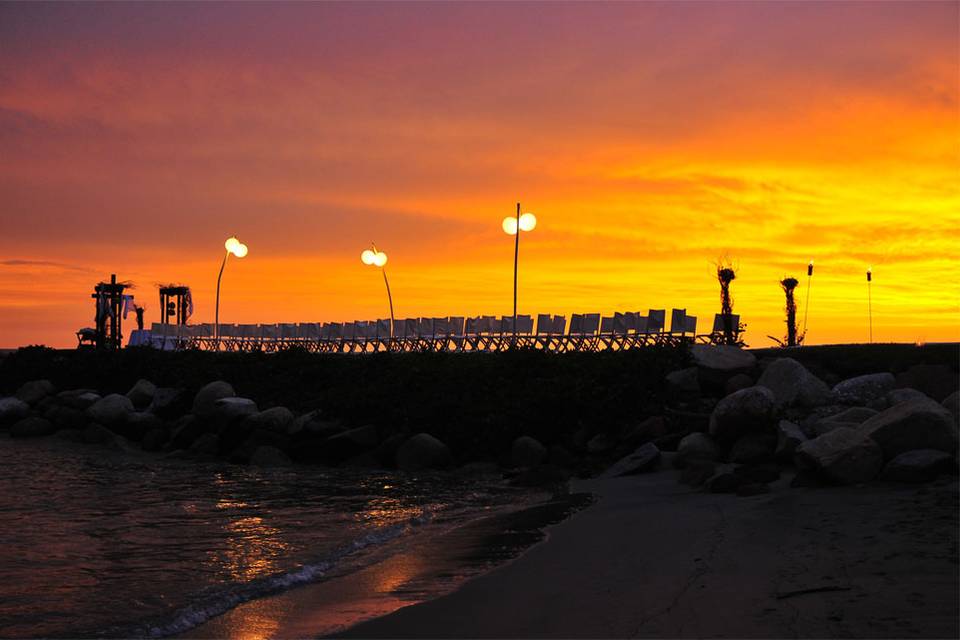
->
881;449;956;483
756;357;832;408
396;433;452;471
858;398;959;460
601;443;660;478
709;386;776;442
10;417;56;438
795;427;883;485
833;373;896;407
511;436;547;468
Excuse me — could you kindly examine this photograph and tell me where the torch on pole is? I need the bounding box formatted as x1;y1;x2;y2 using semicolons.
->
867;267;873;344
803;260;813;341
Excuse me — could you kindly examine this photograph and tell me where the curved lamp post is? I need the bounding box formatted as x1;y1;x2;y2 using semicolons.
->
502;203;537;343
361;244;394;341
215;236;248;347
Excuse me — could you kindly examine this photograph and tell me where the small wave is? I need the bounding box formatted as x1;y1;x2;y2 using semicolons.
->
112;511;433;638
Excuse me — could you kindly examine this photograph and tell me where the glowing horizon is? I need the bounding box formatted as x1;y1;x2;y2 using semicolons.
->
1;1;958;349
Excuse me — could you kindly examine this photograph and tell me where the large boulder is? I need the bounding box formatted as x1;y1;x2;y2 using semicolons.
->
833;373;896;407
858;398;958;460
676;432;721;463
189;433;220;455
15;380;55;405
756;358;832;408
895;364;959;403
57;389;101;410
0;397;30;427
708;386;776;442
943;391;959;425
881;449;956;483
885;388;930;406
82;423;115;444
210;397;258;428
192;381;236;418
86;394;135;429
396;433;452;471
47;405;87;431
324;425;380;463
170;415;206;450
690;345;756;391
724;373;755;397
511;436;547;468
728;433;776;464
775;420;807;460
250;445;292;467
823;406;879;424
147;388;189;420
795;427;884;485
9;417;56;438
126;379;157;410
622;416;669;447
121;412;165;441
665;367;700;397
601;443;661;478
245;407;294;434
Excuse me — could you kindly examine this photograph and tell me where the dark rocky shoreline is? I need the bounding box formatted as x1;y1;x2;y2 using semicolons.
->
0;343;957;491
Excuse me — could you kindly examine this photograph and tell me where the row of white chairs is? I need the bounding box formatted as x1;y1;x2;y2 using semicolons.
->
145;310;740;352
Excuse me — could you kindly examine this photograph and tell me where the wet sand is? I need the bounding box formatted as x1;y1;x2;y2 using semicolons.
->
340;467;958;639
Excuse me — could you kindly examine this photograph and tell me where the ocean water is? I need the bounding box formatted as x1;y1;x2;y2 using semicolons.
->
0;436;544;638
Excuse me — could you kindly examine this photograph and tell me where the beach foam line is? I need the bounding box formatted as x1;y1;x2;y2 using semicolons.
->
111;511;434;639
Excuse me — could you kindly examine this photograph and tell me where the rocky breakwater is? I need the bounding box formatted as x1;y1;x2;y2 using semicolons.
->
602;347;959;496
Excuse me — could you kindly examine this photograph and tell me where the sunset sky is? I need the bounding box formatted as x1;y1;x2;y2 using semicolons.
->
1;1;958;348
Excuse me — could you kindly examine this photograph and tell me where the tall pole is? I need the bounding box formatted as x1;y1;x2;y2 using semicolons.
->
513;201;520;344
215;250;229;348
382;268;395;340
803;261;813;340
867;269;873;344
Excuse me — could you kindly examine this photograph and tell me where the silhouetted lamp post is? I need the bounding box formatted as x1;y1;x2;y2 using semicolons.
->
867;267;873;344
803;260;813;340
215;236;248;347
361;244;394;340
502;203;537;343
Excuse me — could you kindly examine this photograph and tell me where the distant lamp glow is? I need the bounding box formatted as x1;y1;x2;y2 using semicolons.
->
502;203;538;344
519;212;537;232
216;235;248;347
502;217;518;235
362;243;394;341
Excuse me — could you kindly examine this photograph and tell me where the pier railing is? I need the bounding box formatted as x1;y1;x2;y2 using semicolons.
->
146;310;741;352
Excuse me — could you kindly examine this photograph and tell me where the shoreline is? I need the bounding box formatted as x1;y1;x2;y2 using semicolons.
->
337;466;958;639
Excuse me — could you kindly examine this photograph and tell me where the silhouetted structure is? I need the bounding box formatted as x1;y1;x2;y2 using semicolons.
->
90;274;127;349
716;262;739;345
768;277;803;347
159;286;191;325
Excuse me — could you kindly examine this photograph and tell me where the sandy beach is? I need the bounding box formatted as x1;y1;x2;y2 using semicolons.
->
337;464;958;639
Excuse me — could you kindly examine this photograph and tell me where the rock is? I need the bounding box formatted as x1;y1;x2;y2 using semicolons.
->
833;373;896;407
250;445;293;467
170;415;205;449
47;405;87;430
728;433;776;464
511;436;547;468
678;460;717;486
122;412;165;441
896;364;959;403
691;345;757;392
708;386;776;442
665;367;700;397
663;407;711;435
396;433;452;471
57;389;101;410
809;420;862;438
736;482;770;497
601;443;661;478
192;381;236;418
15;379;55;405
651;432;684;452
82;423;114;444
210;397;259;429
794;427;884;485
886;388;930;405
858;398;958;460
374;433;408;468
881;449;956;483
707;469;743;493
623;416;669;447
775;420;807;460
141;427;169;452
733;463;780;483
86;394;135;428
288;410;331;436
677;432;721;463
756;358;832;408
0;397;30;426
55;429;84;443
125;379;157;410
147;387;189;420
189;433;220;455
943;391;959;425
246;407;294;434
824;406;879;424
724;373;755;397
586;432;616;454
9;417;56;438
325;425;380;462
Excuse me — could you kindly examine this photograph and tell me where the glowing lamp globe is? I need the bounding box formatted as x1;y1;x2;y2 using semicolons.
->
361;249;377;265
373;251;387;267
225;237;241;253
519;212;537;232
233;243;248;258
502;217;518;235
